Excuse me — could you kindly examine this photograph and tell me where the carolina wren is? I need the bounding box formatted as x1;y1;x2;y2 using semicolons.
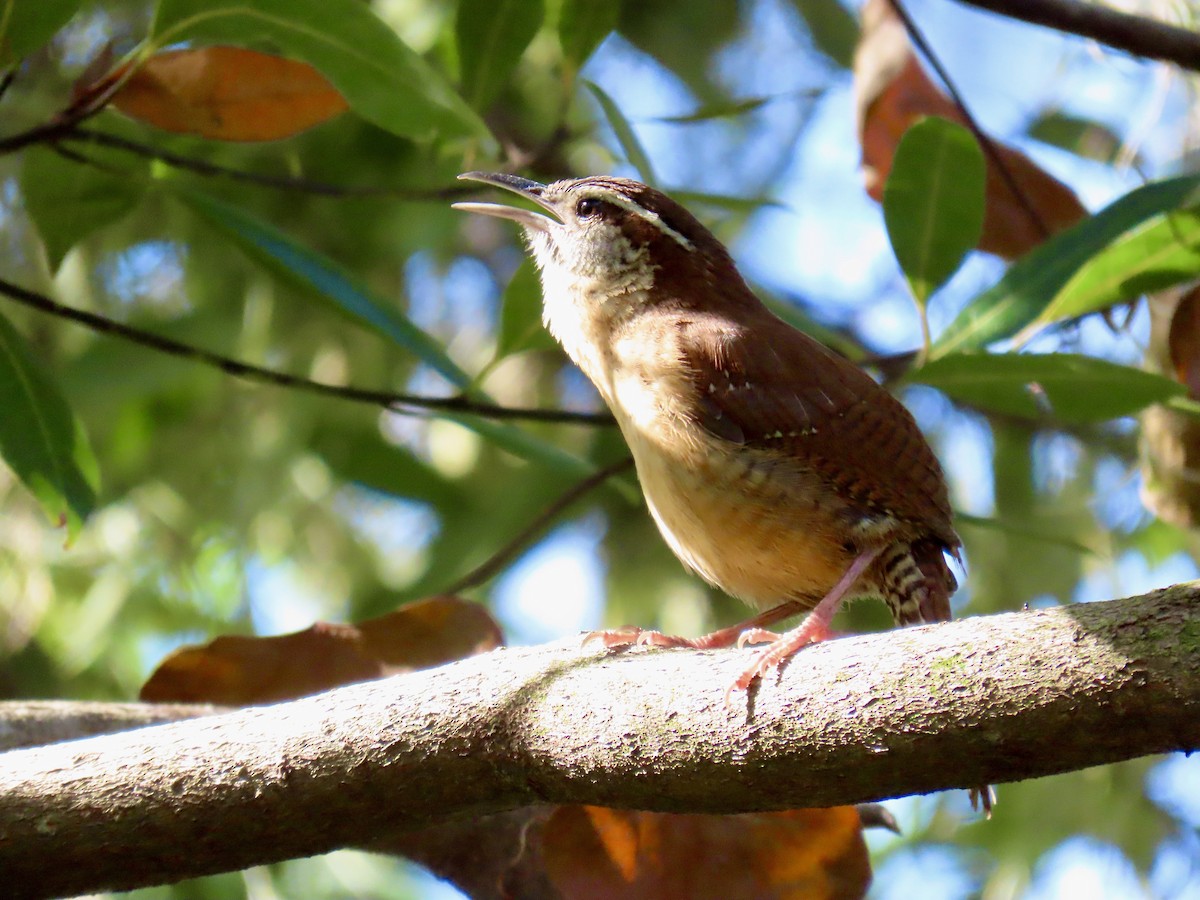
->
454;173;961;696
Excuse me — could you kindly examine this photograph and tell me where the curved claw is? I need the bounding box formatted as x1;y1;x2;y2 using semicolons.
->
735;628;779;649
582;627;703;650
581;627;643;649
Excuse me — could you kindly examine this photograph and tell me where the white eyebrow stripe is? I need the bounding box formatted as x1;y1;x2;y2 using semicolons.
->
600;192;694;251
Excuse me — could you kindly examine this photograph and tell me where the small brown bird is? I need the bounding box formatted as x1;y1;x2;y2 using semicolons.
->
454;172;961;697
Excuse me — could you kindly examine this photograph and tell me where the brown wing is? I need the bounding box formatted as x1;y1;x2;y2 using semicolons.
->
678;308;958;547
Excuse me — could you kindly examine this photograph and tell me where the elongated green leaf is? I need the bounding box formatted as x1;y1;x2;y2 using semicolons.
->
1027;111;1123;164
151;0;491;144
0;311;98;535
457;0;544;110
934;175;1200;357
1017;208;1200;343
22;146;146;272
668;192;782;221
956;513;1094;555
441;413;601;479
178;189;595;476
179;188;470;387
651;96;773;124
788;0;859;68
883;118;985;304
909;352;1184;423
497;259;555;357
310;423;463;508
585;81;657;185
559;0;618;72
0;0;81;67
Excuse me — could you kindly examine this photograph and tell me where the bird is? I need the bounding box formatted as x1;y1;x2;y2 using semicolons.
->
453;172;962;700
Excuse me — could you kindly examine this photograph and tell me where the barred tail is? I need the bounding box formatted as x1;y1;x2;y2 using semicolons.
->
879;539;958;626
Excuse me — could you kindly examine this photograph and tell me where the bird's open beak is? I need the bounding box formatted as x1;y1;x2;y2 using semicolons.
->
452;172;560;232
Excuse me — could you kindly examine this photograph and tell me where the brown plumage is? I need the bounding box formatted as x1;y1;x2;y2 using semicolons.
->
454;172;961;686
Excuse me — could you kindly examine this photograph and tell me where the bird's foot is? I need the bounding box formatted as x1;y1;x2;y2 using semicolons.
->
582;601;809;655
581;626;704;649
970;785;996;818
735;628;781;648
724;616;834;706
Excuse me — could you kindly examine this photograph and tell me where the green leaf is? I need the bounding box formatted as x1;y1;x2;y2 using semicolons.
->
1028;111;1123;164
883;117;985;304
934;174;1200;357
956;512;1094;556
559;0;618;72
22;146;145;272
0;0;81;67
1017;208;1200;343
151;0;491;144
178;187;471;388
584;81;657;185
310;423;463;508
671;190;783;216
788;0;859;68
177;189;595;476
497;259;555;357
440;413;598;479
909;352;1184;423
457;0;544;110
651;96;773;124
0;311;98;536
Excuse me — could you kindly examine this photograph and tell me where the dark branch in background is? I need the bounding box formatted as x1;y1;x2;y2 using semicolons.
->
0;63;128;156
0;68;17;106
891;0;1050;241
954;0;1200;74
2;585;1199;898
62;127;476;201
0;701;220;753
442;456;635;595
0;277;614;426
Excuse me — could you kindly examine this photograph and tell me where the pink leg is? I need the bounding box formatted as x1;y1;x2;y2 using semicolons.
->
582;599;808;651
727;546;882;703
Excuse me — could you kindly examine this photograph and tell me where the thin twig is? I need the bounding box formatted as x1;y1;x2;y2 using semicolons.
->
62;127;474;201
0;116;81;155
0;63;126;156
442;456;636;595
890;0;1050;241
0;68;17;106
0;276;614;426
953;0;1200;74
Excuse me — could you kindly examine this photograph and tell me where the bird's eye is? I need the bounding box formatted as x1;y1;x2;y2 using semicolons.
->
575;197;604;218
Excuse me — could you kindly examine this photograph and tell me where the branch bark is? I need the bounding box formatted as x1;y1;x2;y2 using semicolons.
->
952;0;1200;73
3;584;1200;898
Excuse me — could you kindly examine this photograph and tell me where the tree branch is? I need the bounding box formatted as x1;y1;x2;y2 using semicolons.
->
952;0;1200;73
0;276;614;426
0;701;218;752
3;584;1200;897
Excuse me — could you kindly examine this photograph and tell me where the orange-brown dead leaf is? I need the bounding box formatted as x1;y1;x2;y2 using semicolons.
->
542;806;871;900
1168;285;1200;398
1142;285;1200;528
140;595;503;704
103;46;348;141
855;0;1085;260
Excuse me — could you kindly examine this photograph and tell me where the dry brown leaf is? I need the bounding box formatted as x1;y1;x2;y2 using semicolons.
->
855;0;1085;260
140;595;503;704
101;46;348;141
1168;286;1200;397
541;806;871;900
